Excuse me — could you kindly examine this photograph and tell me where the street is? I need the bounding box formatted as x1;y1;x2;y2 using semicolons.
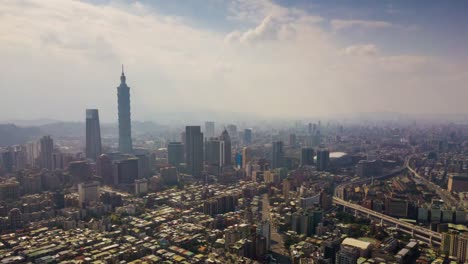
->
262;194;291;264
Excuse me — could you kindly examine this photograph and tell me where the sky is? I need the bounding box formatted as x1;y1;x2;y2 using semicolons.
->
1;0;467;122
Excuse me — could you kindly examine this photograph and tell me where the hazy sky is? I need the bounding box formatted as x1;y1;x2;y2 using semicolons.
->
1;0;468;122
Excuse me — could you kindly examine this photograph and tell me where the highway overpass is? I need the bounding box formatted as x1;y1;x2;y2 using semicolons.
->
332;165;442;247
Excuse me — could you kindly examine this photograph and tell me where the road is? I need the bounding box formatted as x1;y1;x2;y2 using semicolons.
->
407;165;458;208
333;197;442;246
262;194;291;264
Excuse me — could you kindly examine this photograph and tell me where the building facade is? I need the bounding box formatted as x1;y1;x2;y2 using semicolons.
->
85;109;102;161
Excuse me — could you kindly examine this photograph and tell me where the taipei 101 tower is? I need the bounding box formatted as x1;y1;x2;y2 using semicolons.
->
117;65;133;153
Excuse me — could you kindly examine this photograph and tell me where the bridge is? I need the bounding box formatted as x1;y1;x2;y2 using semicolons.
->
333;165;442;247
333;197;442;246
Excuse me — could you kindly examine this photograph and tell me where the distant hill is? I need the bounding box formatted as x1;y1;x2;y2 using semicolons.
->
0;124;41;146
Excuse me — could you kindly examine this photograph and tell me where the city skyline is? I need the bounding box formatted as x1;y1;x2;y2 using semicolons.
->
2;2;468;263
1;0;468;122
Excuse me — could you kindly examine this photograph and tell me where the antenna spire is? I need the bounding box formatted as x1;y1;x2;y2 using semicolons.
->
120;64;126;83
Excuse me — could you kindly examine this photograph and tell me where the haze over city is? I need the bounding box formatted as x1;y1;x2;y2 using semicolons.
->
4;1;468;264
1;0;468;122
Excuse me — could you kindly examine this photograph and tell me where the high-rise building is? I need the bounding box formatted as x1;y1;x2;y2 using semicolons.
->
78;181;100;207
220;129;231;165
8;208;22;230
97;154;114;185
1;149;14;173
52;152;65;170
85;109;102;161
135;154;150;178
283;179;291;200
242;147;252;169
13;145;27;171
301;148;314;166
289;134;297;147
113;158;139;185
26;141;40;167
243;128;252;145
161;166;178;185
134;178;148;195
168;142;184;167
316;149;330;171
205;121;215;139
441;232;468;263
271;141;284;169
185;126;204;177
68;161;92;183
117;65;133;154
257;220;271;251
205;139;224;167
0;180;19;201
39;135;54;170
448;174;468;192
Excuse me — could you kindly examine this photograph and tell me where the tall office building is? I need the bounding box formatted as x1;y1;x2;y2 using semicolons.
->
78;181;100;208
39;135;54;170
185;126;204;177
205;139;224;167
205;121;215;139
220;129;232;165
168;142;184;167
52;152;65;170
68;161;92;183
316;149;330;171
113;158;139;185
117;65;133;154
1;149;14;173
301;148;315;166
85;109;102;161
26;141;40;167
97;154;114;185
242;147;252;169
244;128;252;145
271;141;284;169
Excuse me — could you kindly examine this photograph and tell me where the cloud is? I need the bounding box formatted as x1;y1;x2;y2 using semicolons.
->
331;19;393;31
0;0;467;122
341;44;379;57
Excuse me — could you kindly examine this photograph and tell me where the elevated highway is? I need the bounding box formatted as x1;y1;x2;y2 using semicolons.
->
333;197;442;246
333;163;442;247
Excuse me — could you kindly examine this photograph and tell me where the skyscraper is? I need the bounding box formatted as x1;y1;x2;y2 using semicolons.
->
317;149;330;171
85;109;102;161
185;126;204;177
117;65;133;154
301;148;315;166
205;139;224;167
39;135;53;170
168;142;184;167
220;129;231;165
242;147;252;169
244;128;252;145
113;158;139;185
1;149;14;173
205;121;215;139
271;141;284;169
